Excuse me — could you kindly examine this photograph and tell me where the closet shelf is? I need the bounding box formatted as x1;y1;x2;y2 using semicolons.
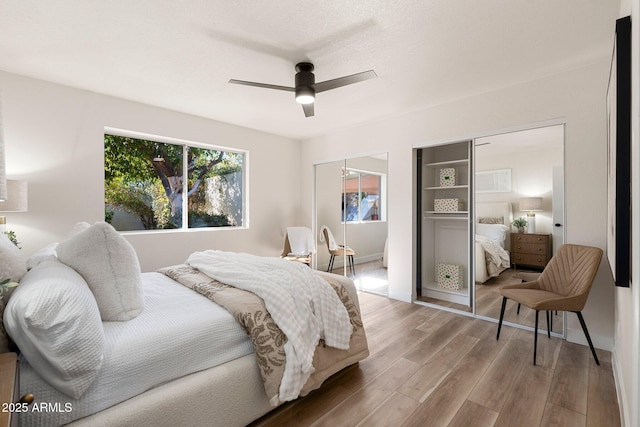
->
424;211;468;215
424;159;468;168
422;282;468;296
425;185;468;190
424;212;469;220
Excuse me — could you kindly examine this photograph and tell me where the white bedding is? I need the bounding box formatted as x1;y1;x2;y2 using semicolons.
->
475;202;513;283
186;250;352;404
19;272;254;427
476;235;510;271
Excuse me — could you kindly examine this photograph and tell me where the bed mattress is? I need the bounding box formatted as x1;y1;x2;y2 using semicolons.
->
19;272;254;426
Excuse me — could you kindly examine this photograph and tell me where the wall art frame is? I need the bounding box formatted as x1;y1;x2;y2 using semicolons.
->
475;169;512;193
606;15;631;287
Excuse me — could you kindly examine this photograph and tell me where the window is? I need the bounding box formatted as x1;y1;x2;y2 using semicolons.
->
342;168;383;222
104;131;245;231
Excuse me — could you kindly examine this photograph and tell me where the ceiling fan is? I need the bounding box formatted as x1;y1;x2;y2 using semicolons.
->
229;62;376;117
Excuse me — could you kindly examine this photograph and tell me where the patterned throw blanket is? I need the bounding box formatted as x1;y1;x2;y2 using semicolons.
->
158;261;368;406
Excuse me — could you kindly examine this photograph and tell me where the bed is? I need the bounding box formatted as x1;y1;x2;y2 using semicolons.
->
475;202;512;283
1;222;369;427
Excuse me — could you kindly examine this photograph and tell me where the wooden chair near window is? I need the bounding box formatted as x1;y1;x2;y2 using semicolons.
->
496;244;603;365
280;227;314;267
320;225;356;275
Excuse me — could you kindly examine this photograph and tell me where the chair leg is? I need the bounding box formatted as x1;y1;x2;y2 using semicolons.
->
534;310;539;365
575;311;600;366
497;297;507;340
327;255;334;272
546;311;551;338
517;303;521;315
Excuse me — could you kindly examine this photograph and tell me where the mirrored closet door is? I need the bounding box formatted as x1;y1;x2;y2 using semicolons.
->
414;124;565;335
315;154;388;296
474;124;565;334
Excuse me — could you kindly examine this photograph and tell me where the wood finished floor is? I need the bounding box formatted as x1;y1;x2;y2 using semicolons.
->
251;291;620;427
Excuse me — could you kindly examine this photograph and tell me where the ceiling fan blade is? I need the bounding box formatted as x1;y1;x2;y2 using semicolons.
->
228;79;295;92
302;103;314;118
314;70;377;93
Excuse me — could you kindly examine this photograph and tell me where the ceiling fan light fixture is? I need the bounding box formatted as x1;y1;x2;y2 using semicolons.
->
295;86;315;104
229;61;376;117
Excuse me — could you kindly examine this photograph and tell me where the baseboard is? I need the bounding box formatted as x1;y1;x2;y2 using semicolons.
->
566;327;613;352
318;253;382;272
612;346;630;427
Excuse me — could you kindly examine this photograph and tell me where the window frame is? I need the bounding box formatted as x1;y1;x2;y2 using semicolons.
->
104;127;249;233
342;167;386;224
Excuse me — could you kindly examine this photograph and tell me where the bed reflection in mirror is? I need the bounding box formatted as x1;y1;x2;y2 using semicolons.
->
315;153;388;296
474;125;564;334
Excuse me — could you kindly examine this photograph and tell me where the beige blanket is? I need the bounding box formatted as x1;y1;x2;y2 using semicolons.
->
158;264;369;405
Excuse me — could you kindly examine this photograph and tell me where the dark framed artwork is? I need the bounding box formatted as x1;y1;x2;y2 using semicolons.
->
606;16;631;287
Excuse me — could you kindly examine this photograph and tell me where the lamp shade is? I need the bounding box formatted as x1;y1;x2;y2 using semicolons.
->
0;180;28;212
0;91;6;201
519;197;542;212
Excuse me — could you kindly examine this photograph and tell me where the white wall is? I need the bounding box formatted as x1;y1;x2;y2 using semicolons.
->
0;70;302;271
476;144;563;235
614;1;638;426
301;59;616;353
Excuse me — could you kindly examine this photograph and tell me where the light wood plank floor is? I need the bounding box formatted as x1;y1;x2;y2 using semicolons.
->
251;291;620;427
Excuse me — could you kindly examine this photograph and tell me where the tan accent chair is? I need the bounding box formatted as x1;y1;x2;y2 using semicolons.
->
496;244;603;365
321;227;356;275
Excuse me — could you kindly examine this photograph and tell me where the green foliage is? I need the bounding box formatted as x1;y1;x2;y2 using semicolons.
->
104;134;182;182
104;134;243;230
105;178;167;229
188;211;232;228
2;230;20;248
105;207;114;223
512;217;528;228
0;279;18;297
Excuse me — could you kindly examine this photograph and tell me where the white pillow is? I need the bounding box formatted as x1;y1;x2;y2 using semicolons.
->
3;258;105;399
65;221;91;239
25;242;58;270
0;233;27;282
56;222;144;321
476;223;509;247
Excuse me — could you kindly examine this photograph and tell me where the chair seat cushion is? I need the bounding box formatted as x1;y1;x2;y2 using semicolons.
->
500;288;568;311
330;246;355;256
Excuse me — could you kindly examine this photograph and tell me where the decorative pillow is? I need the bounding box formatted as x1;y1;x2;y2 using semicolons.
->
3;258;105;398
65;221;91;239
26;242;58;270
56;222;144;321
0;232;27;282
476;223;510;247
478;216;504;225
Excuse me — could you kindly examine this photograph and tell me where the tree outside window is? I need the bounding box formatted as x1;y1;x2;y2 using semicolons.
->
104;133;245;231
342;169;382;222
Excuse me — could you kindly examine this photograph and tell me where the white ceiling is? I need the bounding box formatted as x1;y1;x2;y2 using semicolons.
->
0;1;619;140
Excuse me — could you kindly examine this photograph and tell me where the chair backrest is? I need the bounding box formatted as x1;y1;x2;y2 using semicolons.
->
537;244;603;311
320;225;339;252
283;227;314;255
